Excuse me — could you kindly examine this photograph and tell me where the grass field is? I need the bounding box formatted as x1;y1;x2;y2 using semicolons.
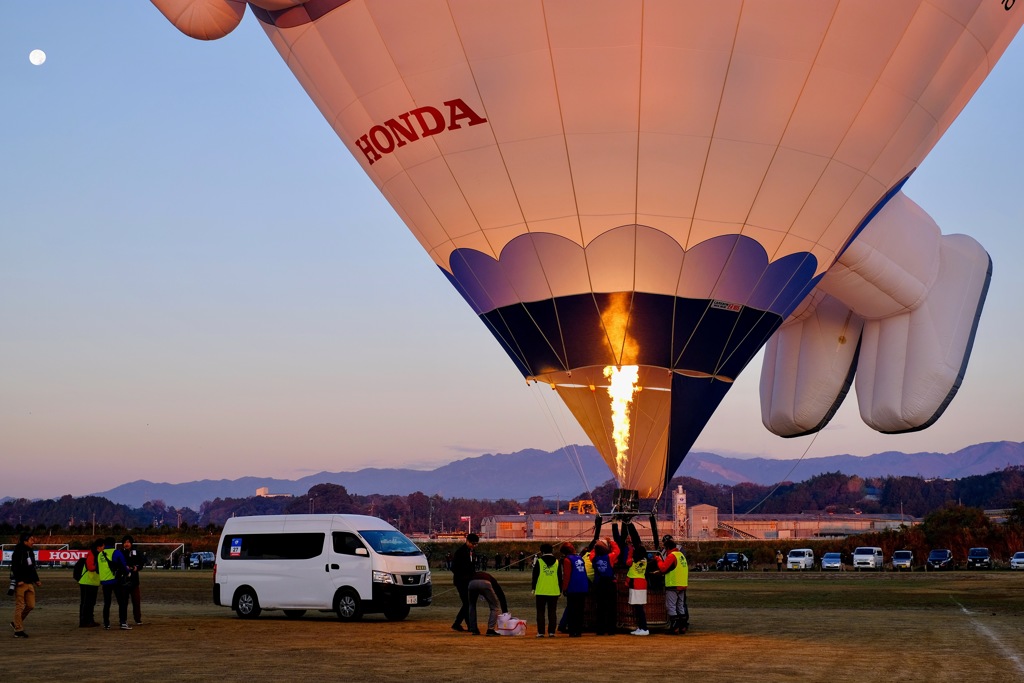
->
5;568;1023;681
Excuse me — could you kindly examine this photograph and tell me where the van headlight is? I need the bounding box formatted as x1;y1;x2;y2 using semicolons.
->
372;571;396;584
425;570;431;584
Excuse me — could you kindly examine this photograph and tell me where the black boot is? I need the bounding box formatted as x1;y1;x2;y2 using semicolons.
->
677;617;688;635
666;617;677;634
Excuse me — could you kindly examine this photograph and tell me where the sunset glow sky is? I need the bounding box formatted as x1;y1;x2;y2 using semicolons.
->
3;4;1023;500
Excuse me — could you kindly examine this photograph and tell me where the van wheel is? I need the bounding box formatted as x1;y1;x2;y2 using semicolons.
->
335;589;363;622
384;604;411;621
234;588;261;619
283;610;306;619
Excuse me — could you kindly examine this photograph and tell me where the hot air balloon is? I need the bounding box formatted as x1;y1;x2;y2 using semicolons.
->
150;0;1022;514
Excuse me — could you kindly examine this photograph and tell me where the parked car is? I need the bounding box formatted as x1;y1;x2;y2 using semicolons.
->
716;552;750;571
853;546;884;571
926;549;954;571
214;514;432;621
891;550;914;571
966;547;992;569
787;548;814;570
820;552;844;571
1010;551;1024;570
189;551;216;569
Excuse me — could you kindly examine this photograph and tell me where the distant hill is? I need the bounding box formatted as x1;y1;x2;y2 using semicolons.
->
680;441;1024;487
94;447;613;509
92;441;1024;510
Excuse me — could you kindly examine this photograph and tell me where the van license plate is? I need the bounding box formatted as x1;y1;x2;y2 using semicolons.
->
406;596;418;605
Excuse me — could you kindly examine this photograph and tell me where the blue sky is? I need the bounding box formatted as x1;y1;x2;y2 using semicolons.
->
3;3;1023;501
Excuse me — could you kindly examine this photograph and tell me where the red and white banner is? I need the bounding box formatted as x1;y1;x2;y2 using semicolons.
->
36;549;90;562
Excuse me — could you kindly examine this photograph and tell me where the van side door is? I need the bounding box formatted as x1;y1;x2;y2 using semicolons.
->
328;531;373;603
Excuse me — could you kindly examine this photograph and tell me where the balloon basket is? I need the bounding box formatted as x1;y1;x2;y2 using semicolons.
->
611;489;640;518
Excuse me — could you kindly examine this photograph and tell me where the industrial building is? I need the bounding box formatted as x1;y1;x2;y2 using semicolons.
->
479;487;916;542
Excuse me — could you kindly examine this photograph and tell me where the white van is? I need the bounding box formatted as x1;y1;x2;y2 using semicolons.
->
853;546;884;570
787;548;814;570
214;514;432;621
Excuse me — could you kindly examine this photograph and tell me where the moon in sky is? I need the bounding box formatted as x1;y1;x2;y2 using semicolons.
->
29;49;46;66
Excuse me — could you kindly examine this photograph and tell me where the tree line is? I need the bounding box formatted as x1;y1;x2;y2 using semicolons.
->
3;466;1024;537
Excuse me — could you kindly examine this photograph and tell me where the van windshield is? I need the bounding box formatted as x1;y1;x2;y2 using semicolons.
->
359;530;422;556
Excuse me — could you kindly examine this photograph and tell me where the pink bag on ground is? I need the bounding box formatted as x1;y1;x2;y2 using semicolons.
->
495;612;527;636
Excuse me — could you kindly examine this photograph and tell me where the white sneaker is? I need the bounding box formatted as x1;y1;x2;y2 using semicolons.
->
631;628;649;636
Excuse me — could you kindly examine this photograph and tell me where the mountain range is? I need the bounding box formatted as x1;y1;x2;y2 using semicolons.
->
91;441;1024;510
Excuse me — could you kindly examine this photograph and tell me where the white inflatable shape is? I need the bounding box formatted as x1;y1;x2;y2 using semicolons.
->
150;0;246;40
760;291;863;437
761;192;991;436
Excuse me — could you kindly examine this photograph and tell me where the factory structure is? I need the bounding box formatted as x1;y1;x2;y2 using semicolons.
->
479;486;915;542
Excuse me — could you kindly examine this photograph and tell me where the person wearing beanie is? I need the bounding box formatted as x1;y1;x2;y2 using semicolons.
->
656;536;690;634
531;543;562;637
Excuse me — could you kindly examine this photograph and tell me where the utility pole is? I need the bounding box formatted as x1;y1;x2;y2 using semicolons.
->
731;492;736;538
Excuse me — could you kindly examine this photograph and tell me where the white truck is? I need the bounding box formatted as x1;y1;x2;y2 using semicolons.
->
853;546;884;570
214;514;432;621
787;548;814;570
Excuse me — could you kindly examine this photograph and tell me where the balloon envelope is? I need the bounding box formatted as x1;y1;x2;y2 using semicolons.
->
246;0;1021;497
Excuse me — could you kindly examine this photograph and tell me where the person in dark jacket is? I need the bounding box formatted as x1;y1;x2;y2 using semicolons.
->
450;533;478;632
531;543;562;637
11;533;41;638
122;535;145;625
467;571;507;636
587;537;621;635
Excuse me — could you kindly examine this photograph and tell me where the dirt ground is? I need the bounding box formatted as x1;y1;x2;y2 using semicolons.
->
3;569;1023;682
